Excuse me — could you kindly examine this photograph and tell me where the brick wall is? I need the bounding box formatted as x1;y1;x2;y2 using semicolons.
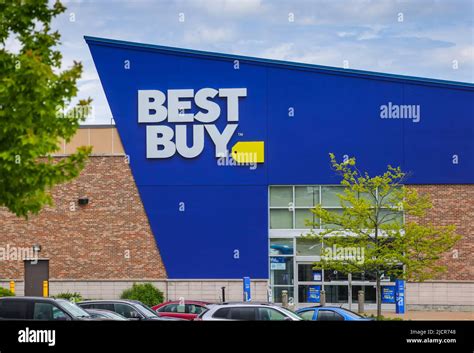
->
0;156;167;281
406;185;474;281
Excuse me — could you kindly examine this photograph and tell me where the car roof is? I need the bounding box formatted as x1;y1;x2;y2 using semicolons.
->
222;301;275;305
158;300;210;305
213;302;281;307
0;296;64;302
77;299;141;305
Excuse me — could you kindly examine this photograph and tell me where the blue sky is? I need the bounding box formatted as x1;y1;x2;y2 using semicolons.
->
26;0;474;124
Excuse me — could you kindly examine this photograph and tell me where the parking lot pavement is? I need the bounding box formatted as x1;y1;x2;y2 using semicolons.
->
363;310;474;320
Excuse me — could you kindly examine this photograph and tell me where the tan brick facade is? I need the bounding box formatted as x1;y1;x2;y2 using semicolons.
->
0;155;167;281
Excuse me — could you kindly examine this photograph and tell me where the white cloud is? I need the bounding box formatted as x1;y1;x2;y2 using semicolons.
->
187;0;263;16
183;26;236;45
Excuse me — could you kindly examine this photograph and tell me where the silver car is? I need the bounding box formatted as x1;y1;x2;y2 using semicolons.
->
196;302;302;321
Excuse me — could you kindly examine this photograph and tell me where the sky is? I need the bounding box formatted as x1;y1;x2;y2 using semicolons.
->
28;0;474;124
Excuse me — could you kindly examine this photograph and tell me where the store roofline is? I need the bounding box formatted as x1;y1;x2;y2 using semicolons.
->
79;124;115;128
85;35;474;91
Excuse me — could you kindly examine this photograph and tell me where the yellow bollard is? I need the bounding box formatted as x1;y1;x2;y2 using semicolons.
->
43;280;49;297
9;280;15;295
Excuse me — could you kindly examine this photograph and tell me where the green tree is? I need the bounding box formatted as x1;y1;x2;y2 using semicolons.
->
120;283;164;307
305;154;460;319
0;0;91;218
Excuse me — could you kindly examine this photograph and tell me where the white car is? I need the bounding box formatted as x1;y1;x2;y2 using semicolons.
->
195;302;302;321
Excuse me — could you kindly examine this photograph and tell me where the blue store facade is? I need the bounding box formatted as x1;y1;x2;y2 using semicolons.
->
85;36;473;306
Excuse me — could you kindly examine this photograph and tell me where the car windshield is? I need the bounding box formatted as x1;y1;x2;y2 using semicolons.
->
135;303;159;318
57;300;90;318
277;306;303;320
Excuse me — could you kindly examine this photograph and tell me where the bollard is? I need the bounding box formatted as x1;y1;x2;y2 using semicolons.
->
320;290;326;306
358;290;365;313
43;280;49;297
221;286;226;303
281;290;288;308
9;280;15;295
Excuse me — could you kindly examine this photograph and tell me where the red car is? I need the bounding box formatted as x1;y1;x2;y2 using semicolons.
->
152;301;210;320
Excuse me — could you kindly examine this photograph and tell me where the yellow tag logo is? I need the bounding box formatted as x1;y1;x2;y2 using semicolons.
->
231;141;265;163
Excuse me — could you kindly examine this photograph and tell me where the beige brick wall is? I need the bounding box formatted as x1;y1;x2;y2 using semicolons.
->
407;282;474;306
0;280;269;302
0;155;167;281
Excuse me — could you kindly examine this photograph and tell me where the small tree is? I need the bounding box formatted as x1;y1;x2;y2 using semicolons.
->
0;1;91;217
306;154;461;319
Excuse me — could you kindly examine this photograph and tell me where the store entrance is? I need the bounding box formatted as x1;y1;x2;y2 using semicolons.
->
296;263;378;307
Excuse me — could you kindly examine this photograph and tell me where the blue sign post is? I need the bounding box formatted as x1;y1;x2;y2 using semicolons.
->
243;277;251;302
395;279;405;314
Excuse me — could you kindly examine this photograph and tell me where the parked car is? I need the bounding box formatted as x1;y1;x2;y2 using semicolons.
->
84;308;128;320
0;297;94;321
152;300;210;320
196;302;302;321
77;299;184;321
296;306;373;321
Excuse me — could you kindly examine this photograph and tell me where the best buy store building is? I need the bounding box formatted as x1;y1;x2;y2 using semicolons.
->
1;37;473;310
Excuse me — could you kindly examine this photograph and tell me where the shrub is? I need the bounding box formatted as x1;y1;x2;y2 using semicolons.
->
0;287;15;297
53;292;83;303
120;283;164;307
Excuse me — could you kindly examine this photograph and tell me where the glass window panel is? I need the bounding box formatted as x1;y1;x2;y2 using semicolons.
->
295;186;318;207
270;186;292;207
351;285;376;303
321;186;345;207
381;186;403;208
270;209;293;229
270;257;294;285
270;239;294;255
272;286;294;303
358;190;376;206
324;269;348;282
379;209;403;226
296;239;321;256
298;264;322;282
351;271;377;281
321;209;344;229
324;285;348;303
295;209;315;229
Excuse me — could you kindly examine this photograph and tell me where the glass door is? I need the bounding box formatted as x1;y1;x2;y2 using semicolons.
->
296;262;323;305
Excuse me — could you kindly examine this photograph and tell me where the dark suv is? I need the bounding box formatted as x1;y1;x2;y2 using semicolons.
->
77;300;183;320
0;297;93;321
